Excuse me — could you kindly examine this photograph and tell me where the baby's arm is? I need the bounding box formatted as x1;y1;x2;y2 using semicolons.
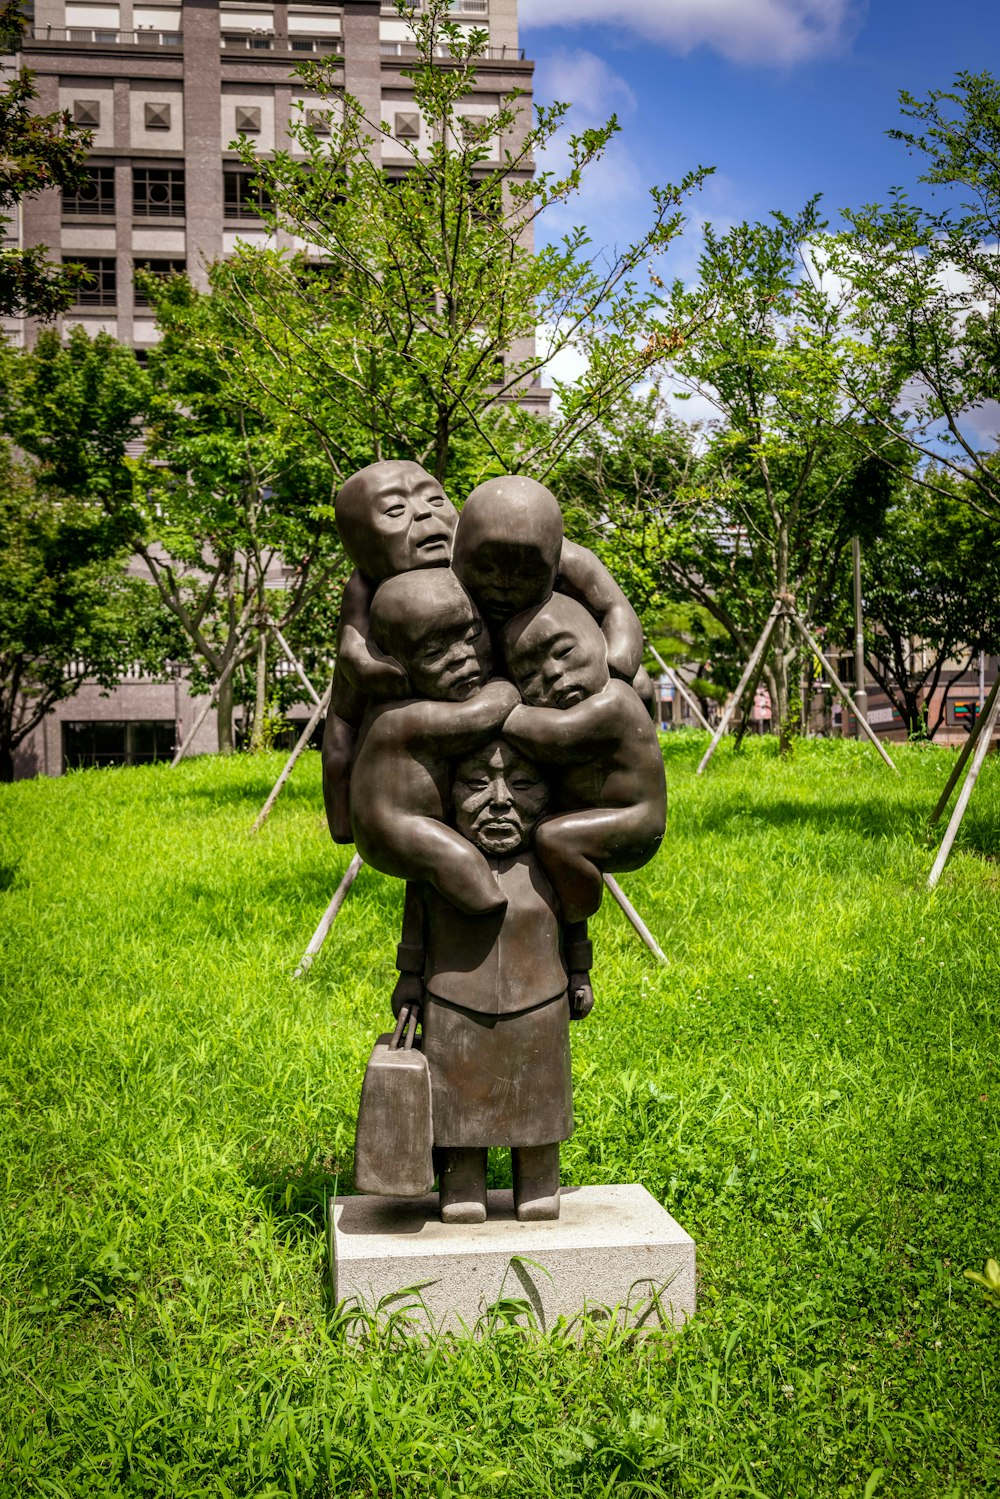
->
338;569;410;699
504;691;618;765
404;679;520;756
557;540;643;681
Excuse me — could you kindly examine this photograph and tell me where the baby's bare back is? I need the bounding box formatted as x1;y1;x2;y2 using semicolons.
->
557;683;662;813
351;703;450;828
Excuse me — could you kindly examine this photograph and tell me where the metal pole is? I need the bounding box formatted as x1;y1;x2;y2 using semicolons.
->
696;602;783;776
785;604;898;773
929;671;1000;827
268;620;323;707
602;874;667;964
645;642;711;731
928;683;1000;888
250;679;333;834
852;537;868;739
293;853;364;978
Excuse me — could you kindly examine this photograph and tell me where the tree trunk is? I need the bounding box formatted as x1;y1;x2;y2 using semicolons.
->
250;626;268;751
217;671;235;754
772;616;793;756
0;741;14;783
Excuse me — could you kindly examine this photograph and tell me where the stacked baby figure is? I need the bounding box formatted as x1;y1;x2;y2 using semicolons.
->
324;461;666;1226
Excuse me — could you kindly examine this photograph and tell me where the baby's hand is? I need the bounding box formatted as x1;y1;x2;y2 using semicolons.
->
479;678;520;719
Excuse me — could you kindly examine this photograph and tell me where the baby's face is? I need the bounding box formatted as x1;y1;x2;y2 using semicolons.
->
456;541;557;625
507;622;609;709
366;467;457;578
404;606;492;701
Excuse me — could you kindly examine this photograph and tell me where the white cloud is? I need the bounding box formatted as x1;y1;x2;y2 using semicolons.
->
538;48;637;124
520;0;862;67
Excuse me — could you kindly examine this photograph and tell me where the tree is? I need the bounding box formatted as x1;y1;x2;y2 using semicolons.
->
861;476;1000;737
652;203;896;749
0;442;174;781
0;0;92;318
4;314;338;753
136;277;339;751
211;0;710;490
828;71;1000;520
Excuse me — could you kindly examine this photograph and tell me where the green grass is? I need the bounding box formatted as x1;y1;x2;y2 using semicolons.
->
1;735;998;1497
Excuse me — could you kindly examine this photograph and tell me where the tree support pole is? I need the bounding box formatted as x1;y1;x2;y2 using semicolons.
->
696;602;783;775
293;853;365;979
784;605;898;774
733;634;773;753
645;642;711;731
602;874;667;964
927;684;1000;889
251;678;334;834
267;620;323;707
171;616;253;767
929;672;1000;828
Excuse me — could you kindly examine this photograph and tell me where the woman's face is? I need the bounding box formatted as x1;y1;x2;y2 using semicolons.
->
452;740;548;855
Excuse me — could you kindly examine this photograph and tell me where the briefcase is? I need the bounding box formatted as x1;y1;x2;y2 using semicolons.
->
353;1005;434;1197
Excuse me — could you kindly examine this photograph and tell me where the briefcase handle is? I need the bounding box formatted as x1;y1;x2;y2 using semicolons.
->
390;1003;421;1052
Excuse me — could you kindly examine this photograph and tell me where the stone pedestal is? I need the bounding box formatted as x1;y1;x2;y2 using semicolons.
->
329;1184;695;1336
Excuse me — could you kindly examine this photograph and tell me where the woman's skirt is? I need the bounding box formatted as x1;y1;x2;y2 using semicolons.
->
421;991;573;1148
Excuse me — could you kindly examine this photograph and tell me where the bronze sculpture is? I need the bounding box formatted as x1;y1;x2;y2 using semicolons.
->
329;460;667;1223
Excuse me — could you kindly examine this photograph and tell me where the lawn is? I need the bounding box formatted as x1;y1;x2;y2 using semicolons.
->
0;735;998;1498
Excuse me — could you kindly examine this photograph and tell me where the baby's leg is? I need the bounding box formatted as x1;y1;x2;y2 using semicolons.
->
359;812;505;915
322;663;365;844
534;813;608;922
536;807;660;923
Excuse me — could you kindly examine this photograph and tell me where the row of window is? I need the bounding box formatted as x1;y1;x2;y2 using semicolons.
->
69;257;186;308
63;717;323;770
63;167;271;219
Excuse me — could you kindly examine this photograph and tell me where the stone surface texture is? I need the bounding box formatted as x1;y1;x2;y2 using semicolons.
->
330;1183;695;1335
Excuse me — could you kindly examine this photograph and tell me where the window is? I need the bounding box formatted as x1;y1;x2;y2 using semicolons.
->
63;721;176;770
235;105;262;134
395;111;420;140
144;101;171;131
62;165;115;217
305;107;330;135
132;166;185;218
71;256;117;306
133;258;186;306
224;168;271;220
222;31;272;49
72;99;101;127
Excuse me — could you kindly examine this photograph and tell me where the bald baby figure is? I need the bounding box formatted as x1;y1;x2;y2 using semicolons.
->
502;593;666;923
349;569;519;914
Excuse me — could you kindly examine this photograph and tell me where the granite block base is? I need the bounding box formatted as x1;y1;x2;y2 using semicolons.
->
329;1183;695;1336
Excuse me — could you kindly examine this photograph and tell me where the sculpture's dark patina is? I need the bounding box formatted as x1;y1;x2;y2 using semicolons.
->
328;460;666;1223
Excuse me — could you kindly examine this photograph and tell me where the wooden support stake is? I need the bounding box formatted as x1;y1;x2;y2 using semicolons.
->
927;684;1000;889
268;620;323;707
929;672;1000;827
785;606;898;774
251;678;333;834
293;853;364;979
171;617;253;767
697;602;783;776
646;642;711;731
603;874;667;964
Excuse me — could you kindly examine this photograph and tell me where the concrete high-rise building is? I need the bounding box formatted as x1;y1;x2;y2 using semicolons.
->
7;0;530;351
7;0;540;778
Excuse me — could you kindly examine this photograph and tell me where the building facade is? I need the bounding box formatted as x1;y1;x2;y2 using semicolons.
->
8;0;537;777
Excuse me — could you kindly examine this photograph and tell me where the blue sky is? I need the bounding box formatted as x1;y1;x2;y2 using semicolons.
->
520;0;1000;272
